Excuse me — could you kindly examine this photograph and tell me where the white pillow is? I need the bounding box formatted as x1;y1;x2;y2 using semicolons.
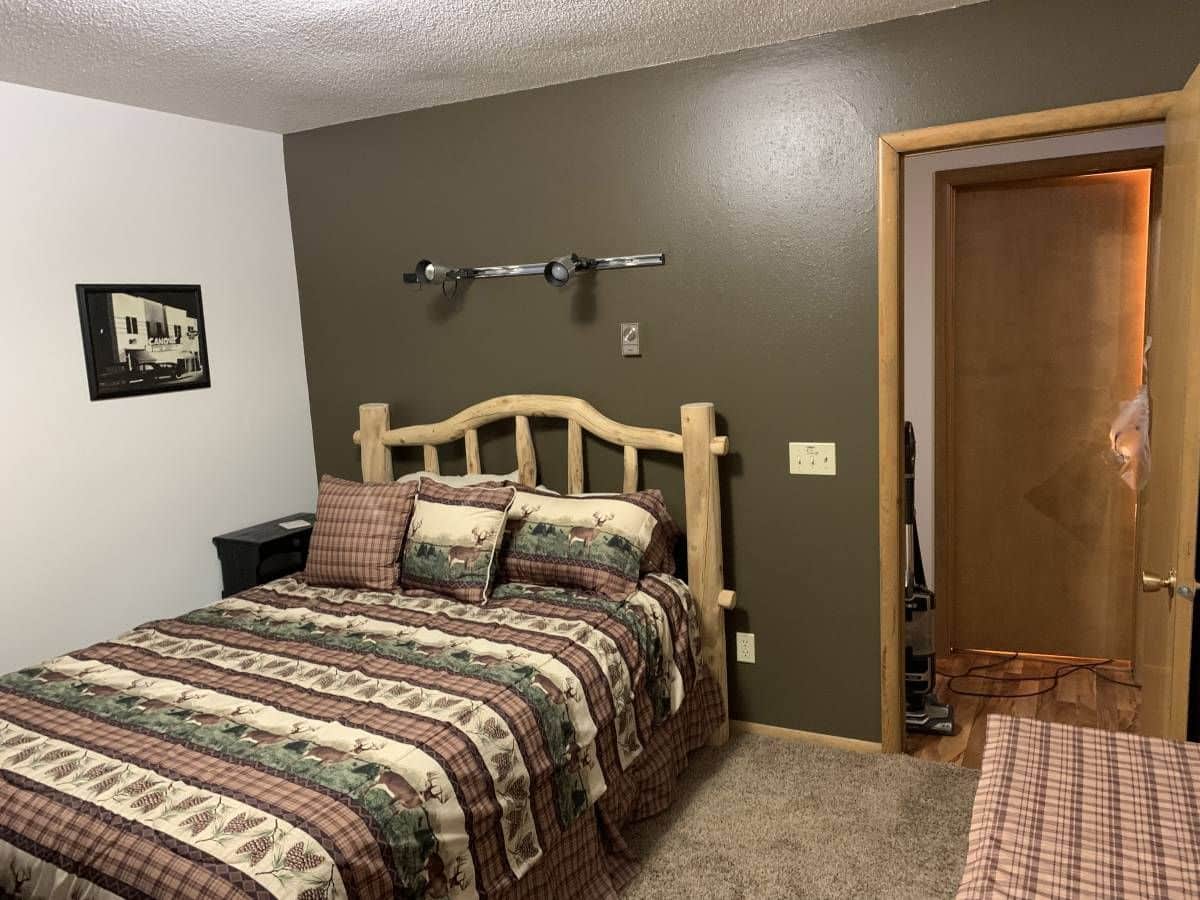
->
396;469;519;487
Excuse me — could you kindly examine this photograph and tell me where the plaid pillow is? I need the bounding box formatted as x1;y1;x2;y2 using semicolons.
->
622;489;679;575
497;487;668;601
400;480;516;604
303;475;417;590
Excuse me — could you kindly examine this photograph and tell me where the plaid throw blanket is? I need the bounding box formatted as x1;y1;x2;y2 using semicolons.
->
958;714;1200;899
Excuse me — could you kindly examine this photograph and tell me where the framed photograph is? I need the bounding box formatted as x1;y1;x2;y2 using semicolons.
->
76;284;211;400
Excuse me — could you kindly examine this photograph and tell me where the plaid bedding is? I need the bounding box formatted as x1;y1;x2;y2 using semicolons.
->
957;715;1200;900
0;573;712;899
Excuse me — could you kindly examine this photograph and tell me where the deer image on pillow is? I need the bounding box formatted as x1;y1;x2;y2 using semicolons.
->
496;487;664;601
400;479;516;604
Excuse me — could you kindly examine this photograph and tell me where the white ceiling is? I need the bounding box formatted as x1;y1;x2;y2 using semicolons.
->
0;0;983;134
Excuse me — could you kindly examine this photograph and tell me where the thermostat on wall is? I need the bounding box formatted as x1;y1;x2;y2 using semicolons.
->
619;322;641;357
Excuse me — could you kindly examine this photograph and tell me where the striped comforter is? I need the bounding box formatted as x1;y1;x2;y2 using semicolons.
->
0;573;704;900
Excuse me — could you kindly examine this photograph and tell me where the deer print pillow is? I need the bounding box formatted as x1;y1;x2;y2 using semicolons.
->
399;479;516;604
523;486;680;575
496;487;662;601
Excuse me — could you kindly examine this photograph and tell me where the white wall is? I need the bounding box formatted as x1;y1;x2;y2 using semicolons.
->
0;82;316;670
902;123;1163;588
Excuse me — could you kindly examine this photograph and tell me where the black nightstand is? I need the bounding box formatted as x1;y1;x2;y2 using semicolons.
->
213;514;315;597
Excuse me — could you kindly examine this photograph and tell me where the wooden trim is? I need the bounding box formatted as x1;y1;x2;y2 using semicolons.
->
355;395;735;745
935;147;1164;190
731;720;883;754
960;647;1133;668
876;94;1174;754
882;92;1177;154
932;167;956;656
878;136;905;755
933;148;1163;656
1155;65;1200;739
1169;599;1196;739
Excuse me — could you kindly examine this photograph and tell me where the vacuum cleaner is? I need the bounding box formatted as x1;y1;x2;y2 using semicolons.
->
904;421;954;736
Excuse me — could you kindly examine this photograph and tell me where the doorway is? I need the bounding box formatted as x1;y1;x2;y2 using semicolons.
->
902;150;1162;766
876;85;1200;757
936;150;1160;662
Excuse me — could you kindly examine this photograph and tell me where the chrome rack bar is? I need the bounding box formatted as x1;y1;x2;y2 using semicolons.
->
462;262;545;279
403;252;665;285
592;253;666;271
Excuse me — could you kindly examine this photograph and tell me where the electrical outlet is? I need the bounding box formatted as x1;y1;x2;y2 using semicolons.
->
789;442;836;476
735;632;756;664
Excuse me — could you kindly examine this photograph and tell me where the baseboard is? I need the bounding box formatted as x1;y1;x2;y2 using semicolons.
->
958;647;1133;669
730;719;883;754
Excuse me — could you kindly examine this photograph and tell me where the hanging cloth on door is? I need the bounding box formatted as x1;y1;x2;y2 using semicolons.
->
1109;336;1152;492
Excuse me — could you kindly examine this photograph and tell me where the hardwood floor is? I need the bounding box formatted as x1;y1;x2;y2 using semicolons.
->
906;651;1141;769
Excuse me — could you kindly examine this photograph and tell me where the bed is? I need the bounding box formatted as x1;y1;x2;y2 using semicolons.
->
957;714;1200;899
0;396;735;900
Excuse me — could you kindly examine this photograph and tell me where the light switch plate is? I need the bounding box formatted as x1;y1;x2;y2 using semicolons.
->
789;442;836;476
619;322;641;357
735;632;756;664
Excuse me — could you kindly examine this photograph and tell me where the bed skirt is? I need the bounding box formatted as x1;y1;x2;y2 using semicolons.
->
495;672;723;899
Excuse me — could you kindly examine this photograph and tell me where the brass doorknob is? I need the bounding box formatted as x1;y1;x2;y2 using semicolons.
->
1141;569;1177;595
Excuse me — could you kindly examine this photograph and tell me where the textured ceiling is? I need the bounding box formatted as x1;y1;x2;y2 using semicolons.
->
0;0;984;133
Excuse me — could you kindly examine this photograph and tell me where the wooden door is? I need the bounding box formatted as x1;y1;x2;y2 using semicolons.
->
937;153;1158;659
1135;64;1200;740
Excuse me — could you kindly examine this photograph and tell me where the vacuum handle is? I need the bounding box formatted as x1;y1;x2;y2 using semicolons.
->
902;421;927;587
903;422;916;526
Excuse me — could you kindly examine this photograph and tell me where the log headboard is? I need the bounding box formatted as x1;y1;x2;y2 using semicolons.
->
352;394;736;745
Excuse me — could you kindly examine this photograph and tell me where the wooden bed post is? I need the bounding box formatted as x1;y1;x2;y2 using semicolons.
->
359;403;394;482
682;402;730;745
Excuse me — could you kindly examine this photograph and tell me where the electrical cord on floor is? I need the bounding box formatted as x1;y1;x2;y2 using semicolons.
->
936;652;1142;699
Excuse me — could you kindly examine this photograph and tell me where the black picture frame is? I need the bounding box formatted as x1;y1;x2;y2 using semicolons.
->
76;284;212;401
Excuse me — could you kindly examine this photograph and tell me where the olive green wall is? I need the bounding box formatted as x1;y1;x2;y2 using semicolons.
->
283;0;1200;741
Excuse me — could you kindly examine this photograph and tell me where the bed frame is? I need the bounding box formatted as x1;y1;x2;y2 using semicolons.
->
353;394;736;744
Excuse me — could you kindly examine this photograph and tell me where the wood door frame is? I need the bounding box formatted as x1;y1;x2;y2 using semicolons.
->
934;148;1164;659
877;92;1178;753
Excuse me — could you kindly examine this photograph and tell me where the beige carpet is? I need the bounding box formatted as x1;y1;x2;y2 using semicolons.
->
623;733;979;899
